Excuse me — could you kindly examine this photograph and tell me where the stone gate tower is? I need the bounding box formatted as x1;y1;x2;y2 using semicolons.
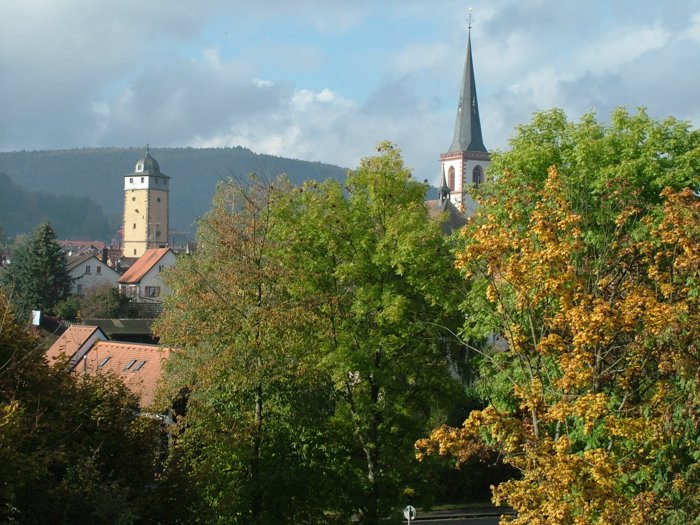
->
122;147;170;258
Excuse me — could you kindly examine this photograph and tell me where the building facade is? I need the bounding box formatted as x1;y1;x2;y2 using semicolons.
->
440;24;490;216
66;253;121;295
117;247;176;303
122;148;170;258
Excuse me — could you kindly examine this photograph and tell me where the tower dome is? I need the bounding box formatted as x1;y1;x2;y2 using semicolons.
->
133;146;161;175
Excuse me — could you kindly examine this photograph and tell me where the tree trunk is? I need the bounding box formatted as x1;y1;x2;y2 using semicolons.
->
363;351;382;524
251;383;263;523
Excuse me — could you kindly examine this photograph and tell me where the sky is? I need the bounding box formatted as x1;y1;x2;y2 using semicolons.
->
2;0;700;184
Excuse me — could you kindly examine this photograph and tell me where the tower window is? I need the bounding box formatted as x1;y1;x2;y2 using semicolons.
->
133;249;137;255
141;177;144;183
132;196;135;201
129;178;133;183
133;223;136;229
448;166;455;190
472;165;484;188
157;197;161;203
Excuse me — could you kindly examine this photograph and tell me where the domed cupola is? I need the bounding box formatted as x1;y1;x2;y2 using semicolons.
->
133;145;161;175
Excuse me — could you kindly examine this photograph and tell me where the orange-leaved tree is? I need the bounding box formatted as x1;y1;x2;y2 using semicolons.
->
418;109;700;525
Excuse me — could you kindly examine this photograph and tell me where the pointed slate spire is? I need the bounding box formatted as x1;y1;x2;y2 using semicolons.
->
448;28;487;154
438;166;450;203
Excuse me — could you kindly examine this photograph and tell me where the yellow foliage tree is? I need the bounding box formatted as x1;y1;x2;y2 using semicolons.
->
418;109;700;525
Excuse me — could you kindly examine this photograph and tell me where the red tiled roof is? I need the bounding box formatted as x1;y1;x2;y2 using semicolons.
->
79;341;171;407
45;325;101;364
118;248;171;285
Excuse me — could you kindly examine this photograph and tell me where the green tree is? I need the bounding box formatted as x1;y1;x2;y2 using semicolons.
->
56;283;132;321
274;142;466;523
2;221;72;316
0;289;164;524
156;176;351;524
419;109;700;524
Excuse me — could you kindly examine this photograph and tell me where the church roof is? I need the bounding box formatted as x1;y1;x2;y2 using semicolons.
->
447;31;487;154
426;197;467;235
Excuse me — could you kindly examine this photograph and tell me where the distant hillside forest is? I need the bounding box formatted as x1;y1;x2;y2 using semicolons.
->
0;147;348;241
0;172;111;240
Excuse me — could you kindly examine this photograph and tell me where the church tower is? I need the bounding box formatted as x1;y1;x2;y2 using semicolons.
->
440;16;490;215
122;147;170;258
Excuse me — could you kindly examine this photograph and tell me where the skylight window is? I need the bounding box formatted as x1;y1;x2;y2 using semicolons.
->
124;359;137;371
97;356;111;369
133;360;147;372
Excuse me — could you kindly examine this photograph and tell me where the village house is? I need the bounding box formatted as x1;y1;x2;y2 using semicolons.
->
118;247;175;302
45;324;170;408
44;324;108;368
66;253;121;295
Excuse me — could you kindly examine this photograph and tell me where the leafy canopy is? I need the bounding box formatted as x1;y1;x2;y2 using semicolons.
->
418;108;700;525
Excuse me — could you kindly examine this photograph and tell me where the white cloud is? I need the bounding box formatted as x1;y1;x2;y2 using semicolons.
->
0;0;699;187
681;11;700;42
575;24;671;73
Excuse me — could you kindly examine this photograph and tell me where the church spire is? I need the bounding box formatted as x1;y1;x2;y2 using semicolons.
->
447;16;486;154
438;165;450;203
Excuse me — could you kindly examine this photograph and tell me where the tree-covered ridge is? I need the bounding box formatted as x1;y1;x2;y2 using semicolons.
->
0;147;348;238
0;172;111;239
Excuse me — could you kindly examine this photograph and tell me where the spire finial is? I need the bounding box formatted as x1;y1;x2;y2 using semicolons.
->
146;143;150;154
467;7;472;33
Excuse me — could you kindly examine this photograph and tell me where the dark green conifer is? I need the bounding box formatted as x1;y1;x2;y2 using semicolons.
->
2;221;72;316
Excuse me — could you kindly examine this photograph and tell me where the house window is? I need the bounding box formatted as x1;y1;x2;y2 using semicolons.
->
145;286;161;298
120;284;138;298
85;265;91;274
448;166;455;190
77;284;83;294
158;265;165;272
472;165;484;188
96;266;101;274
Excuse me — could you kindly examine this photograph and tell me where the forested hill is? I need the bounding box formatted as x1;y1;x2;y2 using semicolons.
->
0;172;111;240
0;147;348;240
